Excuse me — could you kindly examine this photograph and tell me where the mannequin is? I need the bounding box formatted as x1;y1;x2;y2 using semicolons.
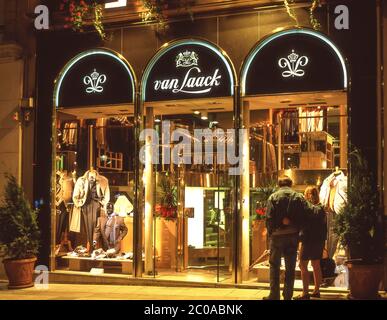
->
72;167;110;252
55;170;74;254
319;168;347;259
93;202;128;254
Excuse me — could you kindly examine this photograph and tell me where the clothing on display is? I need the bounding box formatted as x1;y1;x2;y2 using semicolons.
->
55;171;74;245
299;108;324;133
69;205;81;233
320;171;347;214
55;171;74;206
96;118;107;147
93;213;128;253
72;170;110;247
56;202;69;245
250;133;277;173
279;110;299;143
72;170;110;208
67;245;90;257
62;122;78;146
319;171;347;258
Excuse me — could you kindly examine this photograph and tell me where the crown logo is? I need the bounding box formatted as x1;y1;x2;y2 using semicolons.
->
90;69;100;80
83;69;107;94
176;50;199;68
287;50;299;63
278;50;309;78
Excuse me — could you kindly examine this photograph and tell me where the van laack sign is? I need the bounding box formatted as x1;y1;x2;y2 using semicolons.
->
153;51;222;95
144;44;232;102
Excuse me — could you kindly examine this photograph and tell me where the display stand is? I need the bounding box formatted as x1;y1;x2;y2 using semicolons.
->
62;256;134;274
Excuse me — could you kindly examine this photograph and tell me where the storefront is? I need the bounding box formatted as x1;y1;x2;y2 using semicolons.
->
47;27;352;289
240;28;349;285
26;0;387;289
52;48;138;276
140;38;237;283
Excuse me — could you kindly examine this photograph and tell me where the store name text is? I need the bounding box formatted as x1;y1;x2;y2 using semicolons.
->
153;67;222;94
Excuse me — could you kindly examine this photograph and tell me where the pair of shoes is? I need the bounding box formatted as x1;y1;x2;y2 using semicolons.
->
293;294;310;300
310;292;321;298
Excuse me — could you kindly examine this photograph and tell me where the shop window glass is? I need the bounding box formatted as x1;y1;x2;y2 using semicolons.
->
54;116;136;275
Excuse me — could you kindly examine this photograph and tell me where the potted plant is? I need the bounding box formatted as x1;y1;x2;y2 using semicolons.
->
155;174;178;220
250;182;278;265
333;149;384;299
251;182;278;222
0;175;40;289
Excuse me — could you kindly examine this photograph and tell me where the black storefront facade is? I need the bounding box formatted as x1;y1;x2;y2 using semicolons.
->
34;1;383;288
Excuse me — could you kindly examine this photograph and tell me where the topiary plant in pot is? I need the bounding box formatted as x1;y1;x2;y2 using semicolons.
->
333;149;384;299
0;175;40;289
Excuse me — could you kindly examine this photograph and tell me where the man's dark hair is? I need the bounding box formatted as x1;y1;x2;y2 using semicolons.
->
278;175;293;187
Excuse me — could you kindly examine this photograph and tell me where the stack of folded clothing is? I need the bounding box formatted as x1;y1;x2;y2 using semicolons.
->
67;246;90;257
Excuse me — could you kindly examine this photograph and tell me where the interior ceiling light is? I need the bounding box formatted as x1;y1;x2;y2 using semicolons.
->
194;110;200;115
155;118;161;123
201;111;208;120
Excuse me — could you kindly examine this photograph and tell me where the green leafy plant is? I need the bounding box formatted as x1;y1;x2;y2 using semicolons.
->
0;175;40;259
251;181;278;221
283;0;322;30
61;0;106;40
155;174;178;220
333;149;383;264
140;0;194;33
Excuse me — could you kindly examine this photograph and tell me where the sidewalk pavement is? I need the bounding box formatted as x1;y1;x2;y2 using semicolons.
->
0;282;353;300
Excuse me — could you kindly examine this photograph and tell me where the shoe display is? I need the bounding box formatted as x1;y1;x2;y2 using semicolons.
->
262;296;280;300
310;292;321;298
293;294;310;300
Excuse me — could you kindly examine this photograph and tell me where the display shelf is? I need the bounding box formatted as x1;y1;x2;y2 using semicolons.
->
97;148;123;171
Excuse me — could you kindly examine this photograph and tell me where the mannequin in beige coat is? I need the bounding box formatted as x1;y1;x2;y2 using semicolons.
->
72;168;110;251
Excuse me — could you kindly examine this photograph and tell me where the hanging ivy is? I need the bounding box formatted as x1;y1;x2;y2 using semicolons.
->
140;0;194;32
283;0;322;30
140;0;168;31
309;0;321;30
284;0;299;27
61;0;106;40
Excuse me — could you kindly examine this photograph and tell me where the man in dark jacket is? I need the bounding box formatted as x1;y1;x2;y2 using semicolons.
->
263;175;314;300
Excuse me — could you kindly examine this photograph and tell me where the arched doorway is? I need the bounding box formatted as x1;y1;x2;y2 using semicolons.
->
52;48;138;276
140;38;237;283
240;28;349;286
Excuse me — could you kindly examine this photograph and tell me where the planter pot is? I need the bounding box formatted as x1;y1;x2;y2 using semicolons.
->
3;257;37;289
346;262;383;299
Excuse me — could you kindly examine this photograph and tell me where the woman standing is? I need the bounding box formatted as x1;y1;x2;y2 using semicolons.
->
294;186;327;300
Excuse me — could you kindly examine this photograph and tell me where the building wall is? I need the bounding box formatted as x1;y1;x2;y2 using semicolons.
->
0;0;37;280
0;44;24;280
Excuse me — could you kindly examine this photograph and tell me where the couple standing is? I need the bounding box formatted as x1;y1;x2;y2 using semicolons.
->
263;175;326;300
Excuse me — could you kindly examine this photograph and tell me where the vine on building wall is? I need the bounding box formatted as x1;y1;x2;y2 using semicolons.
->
283;0;322;30
309;0;321;30
61;0;106;40
140;0;194;32
284;0;299;27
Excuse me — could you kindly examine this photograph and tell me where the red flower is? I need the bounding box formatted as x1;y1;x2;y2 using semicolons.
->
255;207;267;216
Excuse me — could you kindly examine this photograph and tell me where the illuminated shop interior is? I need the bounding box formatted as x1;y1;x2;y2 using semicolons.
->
140;39;237;283
240;29;349;286
52;50;137;275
